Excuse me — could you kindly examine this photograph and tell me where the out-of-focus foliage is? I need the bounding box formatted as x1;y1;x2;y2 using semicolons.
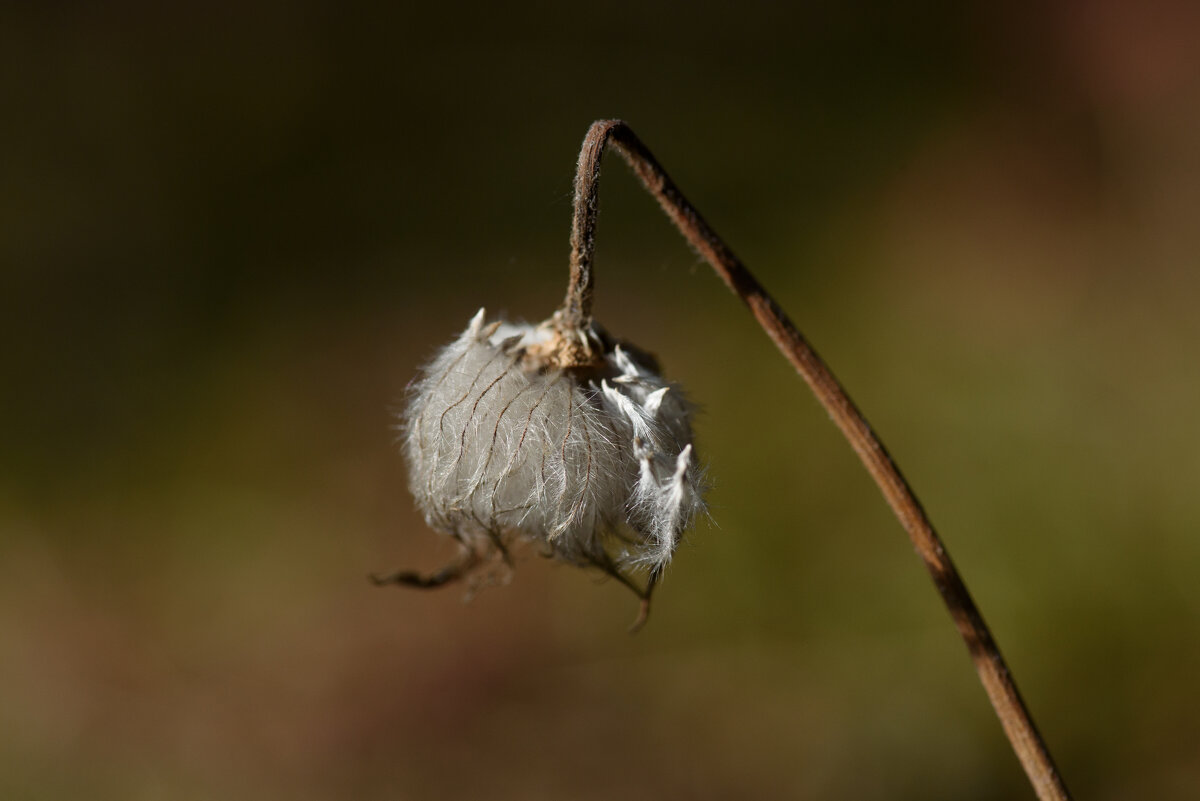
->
3;2;1200;799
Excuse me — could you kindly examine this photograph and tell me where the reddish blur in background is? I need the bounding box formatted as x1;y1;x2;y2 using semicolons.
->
3;2;1200;799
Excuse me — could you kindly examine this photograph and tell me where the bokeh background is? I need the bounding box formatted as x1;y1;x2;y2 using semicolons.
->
4;2;1200;799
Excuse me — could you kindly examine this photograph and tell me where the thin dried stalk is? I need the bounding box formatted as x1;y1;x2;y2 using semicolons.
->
563;119;1071;801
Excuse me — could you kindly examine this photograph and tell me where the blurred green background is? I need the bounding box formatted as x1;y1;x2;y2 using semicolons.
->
3;2;1200;799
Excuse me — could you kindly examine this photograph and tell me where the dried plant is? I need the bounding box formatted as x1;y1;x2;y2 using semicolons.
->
374;119;1072;801
395;307;704;626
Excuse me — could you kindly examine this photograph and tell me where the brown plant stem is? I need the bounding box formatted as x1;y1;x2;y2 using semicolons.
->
563;119;1071;801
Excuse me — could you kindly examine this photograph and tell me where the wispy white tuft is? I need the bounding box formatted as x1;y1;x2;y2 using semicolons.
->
402;309;706;575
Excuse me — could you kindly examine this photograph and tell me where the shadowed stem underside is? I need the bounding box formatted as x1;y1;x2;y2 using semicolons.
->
563;119;1071;801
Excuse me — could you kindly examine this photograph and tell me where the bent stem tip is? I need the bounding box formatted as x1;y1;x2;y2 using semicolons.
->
565;118;1071;801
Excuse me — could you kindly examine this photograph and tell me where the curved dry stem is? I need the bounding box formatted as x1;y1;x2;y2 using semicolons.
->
560;126;610;330
566;119;1071;801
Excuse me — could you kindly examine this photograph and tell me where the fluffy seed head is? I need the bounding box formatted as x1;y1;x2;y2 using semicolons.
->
402;308;705;575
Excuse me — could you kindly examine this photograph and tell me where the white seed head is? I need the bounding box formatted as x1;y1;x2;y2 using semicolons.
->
402;308;705;576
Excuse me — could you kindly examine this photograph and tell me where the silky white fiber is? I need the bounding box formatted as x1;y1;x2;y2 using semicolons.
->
402;308;705;574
